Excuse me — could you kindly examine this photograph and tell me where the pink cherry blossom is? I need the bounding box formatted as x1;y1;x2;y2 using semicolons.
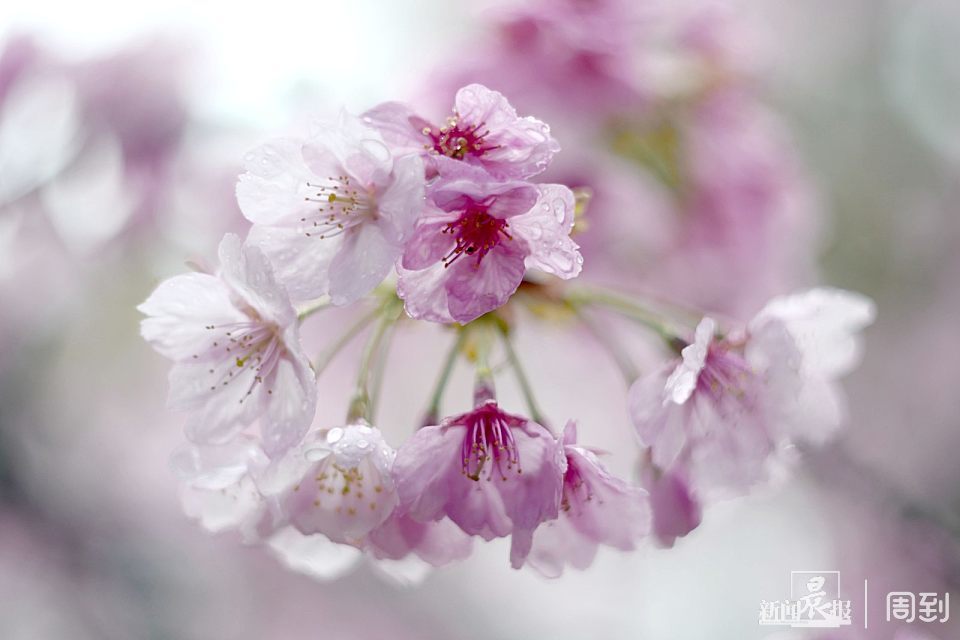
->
363;83;559;179
398;169;581;323
278;421;474;567
139;233;316;455
282;422;399;545
236;111;425;305
628;315;799;498
392;399;566;569
628;288;874;499
520;422;650;577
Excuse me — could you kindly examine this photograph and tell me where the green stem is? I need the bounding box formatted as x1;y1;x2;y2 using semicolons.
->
566;285;686;342
368;321;397;425
346;300;401;423
422;328;467;426
496;324;549;429
297;296;332;321
472;323;497;405
312;305;380;375
574;307;639;384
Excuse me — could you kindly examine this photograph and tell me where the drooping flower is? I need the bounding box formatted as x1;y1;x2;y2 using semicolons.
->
236;111;425;305
398;168;581;323
627;288;875;499
628;315;798;498
364;83;559;179
281;422;399;545
392;397;566;569
519;422;650;577
139;233;316;455
278;421;473;567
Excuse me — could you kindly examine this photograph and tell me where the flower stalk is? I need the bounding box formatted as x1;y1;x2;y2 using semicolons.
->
346;298;402;423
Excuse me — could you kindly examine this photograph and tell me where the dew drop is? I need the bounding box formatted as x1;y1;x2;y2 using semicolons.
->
552;200;566;223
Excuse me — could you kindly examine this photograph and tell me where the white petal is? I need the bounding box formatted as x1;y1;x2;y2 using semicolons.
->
750;287;876;377
138;272;245;361
368;556;433;587
170;438;267;490
309;111;393;187
267;527;362;581
171;359;266;443
376;153;425;242
235;138;317;225
327;223;399;306
664;317;715;405
180;476;263;536
246;224;339;303
260;347;317;456
217;233;296;327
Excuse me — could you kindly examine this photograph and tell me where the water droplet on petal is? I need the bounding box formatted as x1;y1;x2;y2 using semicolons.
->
552;200;566;223
327;427;344;444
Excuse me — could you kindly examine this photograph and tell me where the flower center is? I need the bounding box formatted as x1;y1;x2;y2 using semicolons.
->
301;175;373;239
422;115;500;160
194;318;284;402
698;345;754;403
441;207;512;268
460;405;522;481
560;459;593;513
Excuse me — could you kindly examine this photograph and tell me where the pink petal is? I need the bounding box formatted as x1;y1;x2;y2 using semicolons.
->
510;184;582;279
444;241;527;324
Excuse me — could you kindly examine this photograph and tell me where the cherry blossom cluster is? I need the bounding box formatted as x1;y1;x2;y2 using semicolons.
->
139;84;875;581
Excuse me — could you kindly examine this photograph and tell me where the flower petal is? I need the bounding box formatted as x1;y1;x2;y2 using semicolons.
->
267;527;363;581
750;287;876;377
217;233;296;327
246;223;339;303
236;138;316;226
327;222;399;306
260;342;317;457
138;272;244;361
510;184;582;279
444;241;527;323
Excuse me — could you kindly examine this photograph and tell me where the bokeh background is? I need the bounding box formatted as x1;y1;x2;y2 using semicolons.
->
1;1;958;639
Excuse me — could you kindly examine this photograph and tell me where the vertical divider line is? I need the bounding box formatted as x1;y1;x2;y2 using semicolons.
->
864;579;869;629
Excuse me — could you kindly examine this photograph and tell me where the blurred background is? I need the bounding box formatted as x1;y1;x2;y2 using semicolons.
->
1;0;958;638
